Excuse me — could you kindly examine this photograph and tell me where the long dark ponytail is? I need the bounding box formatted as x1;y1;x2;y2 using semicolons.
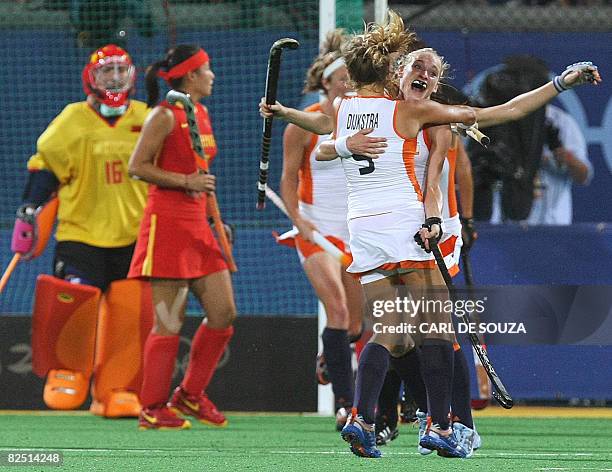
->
144;44;202;107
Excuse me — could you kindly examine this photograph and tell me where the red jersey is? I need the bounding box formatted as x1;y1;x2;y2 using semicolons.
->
145;100;217;217
128;100;227;279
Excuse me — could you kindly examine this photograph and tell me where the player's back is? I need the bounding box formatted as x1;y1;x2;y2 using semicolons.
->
335;96;423;219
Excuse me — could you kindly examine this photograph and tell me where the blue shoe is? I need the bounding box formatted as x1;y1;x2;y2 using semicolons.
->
419;424;468;458
341;409;382;458
416;409;433;455
453;422;481;458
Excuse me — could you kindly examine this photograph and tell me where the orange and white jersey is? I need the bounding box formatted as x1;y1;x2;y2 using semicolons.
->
336;96;424;220
297;103;349;245
438;142;462;276
413;128;467;271
414;132;463;276
335;96;434;276
413;128;458;222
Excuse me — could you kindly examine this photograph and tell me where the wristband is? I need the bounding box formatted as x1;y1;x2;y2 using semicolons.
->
552;75;567;93
423;216;442;230
334;135;353;158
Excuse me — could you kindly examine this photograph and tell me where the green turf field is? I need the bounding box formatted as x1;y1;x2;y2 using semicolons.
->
0;410;610;471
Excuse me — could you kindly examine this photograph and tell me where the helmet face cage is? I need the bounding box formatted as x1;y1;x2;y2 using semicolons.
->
83;45;135;108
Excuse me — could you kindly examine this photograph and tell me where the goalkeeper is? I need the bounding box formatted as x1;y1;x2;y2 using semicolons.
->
10;45;151;418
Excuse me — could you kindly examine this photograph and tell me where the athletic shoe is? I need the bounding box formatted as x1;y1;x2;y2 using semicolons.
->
43;369;89;410
473;427;482;450
400;390;418;423
451;422;480;458
376;424;399;446
316;353;330;385
416;409;433;455
335;407;349;431
340;408;382;458
138;405;191;430
168;386;228;427
419;424;468;458
90;391;141;418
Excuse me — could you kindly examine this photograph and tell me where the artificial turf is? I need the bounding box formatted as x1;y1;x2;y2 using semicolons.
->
0;409;610;471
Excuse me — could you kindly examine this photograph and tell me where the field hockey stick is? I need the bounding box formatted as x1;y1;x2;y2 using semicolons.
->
451;123;490;148
166;90;237;273
0;254;21;295
430;242;513;409
465;126;490;147
264;187;351;268
461;248;474;286
460;247;493;408
256;38;300;210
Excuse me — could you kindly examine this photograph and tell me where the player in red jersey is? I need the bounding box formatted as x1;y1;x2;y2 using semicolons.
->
128;44;236;430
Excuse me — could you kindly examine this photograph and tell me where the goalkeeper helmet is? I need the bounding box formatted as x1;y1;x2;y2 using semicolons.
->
82;44;135;113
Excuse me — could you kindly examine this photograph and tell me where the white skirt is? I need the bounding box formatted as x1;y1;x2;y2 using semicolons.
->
347;208;433;274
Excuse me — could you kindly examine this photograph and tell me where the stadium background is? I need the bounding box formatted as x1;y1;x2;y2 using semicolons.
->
0;0;611;409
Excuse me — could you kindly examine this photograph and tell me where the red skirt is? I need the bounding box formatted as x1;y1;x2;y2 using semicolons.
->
128;207;227;279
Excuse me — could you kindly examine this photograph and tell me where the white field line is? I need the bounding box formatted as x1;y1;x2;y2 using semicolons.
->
0;447;609;459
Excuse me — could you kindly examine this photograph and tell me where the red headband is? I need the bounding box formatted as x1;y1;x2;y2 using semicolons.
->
157;49;209;84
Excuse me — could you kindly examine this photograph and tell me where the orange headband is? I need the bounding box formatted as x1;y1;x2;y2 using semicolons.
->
157;49;209;84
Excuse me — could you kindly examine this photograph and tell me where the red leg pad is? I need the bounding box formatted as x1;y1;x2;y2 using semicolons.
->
32;275;100;378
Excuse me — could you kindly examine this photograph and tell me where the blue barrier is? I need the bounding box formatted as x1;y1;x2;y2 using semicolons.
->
1;29;610;401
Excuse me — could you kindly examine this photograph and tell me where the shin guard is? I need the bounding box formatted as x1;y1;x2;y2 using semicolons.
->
32;275;100;377
32;275;100;409
91;279;153;413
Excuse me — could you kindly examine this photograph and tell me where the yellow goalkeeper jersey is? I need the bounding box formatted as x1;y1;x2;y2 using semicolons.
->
27;101;150;247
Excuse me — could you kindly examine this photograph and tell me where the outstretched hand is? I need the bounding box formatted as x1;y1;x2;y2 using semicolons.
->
346;128;388;159
259;97;288;119
555;62;601;91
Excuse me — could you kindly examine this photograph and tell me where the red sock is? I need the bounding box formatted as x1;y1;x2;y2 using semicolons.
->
140;333;179;408
182;325;234;395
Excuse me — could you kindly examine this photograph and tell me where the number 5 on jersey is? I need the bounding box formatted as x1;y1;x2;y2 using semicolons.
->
352;154;375;175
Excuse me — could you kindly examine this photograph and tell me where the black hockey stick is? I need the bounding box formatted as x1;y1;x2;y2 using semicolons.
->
256;38;299;210
166;90;237;272
461;248;474;287
460;246;494;409
431;243;513;409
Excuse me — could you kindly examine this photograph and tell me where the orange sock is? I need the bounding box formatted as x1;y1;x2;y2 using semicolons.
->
182;325;233;395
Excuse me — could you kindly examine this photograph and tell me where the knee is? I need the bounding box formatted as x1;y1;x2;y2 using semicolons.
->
323;299;349;328
208;305;236;329
153;317;183;336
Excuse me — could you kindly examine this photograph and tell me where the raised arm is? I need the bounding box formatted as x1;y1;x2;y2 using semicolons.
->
259;98;333;135
398;98;476;137
475;61;601;128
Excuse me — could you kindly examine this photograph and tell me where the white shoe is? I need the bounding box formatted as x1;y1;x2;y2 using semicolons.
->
453;422;480;458
335;407;349;431
416;409;433;455
473;425;482;450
